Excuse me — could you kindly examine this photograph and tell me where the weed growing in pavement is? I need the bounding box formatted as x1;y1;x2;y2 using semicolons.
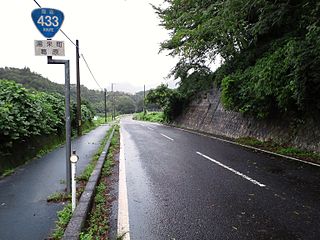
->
2;169;15;177
50;204;72;240
277;147;320;160
236;137;264;147
49;125;115;240
47;192;71;203
77;126;114;182
116;232;129;240
77;162;95;182
236;137;320;162
80;126;120;240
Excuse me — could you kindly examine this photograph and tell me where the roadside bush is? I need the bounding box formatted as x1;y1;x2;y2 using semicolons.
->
221;38;313;118
0;80;94;148
146;84;186;122
133;112;164;123
0;80;64;144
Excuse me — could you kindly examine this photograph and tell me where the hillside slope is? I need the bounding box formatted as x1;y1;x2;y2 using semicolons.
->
148;0;320;155
0;67;144;114
155;0;320;119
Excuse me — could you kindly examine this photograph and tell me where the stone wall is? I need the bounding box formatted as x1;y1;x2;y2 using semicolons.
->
174;87;320;152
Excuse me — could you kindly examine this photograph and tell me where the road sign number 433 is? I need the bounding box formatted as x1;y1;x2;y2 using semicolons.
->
31;8;64;38
37;15;60;27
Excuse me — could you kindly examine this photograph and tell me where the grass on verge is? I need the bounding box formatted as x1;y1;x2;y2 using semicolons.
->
49;125;116;240
51;204;73;239
2;169;15;177
47;192;71;203
80;125;120;240
237;137;320;163
133;111;164;123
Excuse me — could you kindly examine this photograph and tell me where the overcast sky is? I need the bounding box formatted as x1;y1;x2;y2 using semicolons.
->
0;0;180;93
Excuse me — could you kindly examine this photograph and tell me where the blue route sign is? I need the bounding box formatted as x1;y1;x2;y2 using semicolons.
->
32;8;64;38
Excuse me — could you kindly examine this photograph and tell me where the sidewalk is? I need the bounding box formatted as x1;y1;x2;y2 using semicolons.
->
0;124;109;240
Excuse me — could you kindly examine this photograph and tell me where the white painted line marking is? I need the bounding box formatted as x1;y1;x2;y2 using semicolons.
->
160;133;174;141
196;151;266;188
147;127;154;131
175;126;320;168
117;127;130;240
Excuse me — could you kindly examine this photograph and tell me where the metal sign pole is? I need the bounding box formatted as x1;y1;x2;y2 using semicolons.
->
32;7;71;194
47;56;72;194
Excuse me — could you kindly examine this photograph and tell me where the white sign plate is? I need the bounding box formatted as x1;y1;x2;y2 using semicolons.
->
34;40;65;56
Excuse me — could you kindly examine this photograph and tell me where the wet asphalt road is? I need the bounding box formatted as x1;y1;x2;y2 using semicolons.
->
121;117;320;240
0;124;109;240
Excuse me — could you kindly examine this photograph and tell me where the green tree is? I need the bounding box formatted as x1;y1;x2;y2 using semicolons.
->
154;0;320;118
116;96;136;114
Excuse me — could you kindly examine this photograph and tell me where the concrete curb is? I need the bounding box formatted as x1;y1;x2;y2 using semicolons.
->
62;127;115;240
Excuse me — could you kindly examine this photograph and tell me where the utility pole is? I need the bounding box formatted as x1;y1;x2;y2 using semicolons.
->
104;88;107;123
143;84;146;114
76;40;82;136
111;83;115;120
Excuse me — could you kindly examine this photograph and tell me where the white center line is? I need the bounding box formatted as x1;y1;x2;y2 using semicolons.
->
196;151;266;188
160;133;174;141
147;127;154;131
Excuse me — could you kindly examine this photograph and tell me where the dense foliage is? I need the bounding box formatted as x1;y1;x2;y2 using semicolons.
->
0;80;93;148
0;67;147;115
155;0;320;119
133;111;165;123
146;84;185;121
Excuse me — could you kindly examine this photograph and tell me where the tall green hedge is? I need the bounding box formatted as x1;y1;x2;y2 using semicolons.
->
0;80;93;148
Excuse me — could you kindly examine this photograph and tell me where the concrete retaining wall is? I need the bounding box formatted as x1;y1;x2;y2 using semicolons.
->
174;87;320;152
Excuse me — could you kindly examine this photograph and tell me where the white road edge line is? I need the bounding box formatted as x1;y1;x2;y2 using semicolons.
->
196;151;266;188
117;127;130;240
173;126;320;168
160;133;174;141
136;119;320;167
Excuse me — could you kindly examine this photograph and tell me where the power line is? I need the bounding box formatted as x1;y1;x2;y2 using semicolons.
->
60;29;77;48
33;0;41;8
81;54;103;91
32;0;77;48
32;0;104;91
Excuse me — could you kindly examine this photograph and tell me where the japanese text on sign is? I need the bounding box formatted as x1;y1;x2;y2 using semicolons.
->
34;40;65;56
